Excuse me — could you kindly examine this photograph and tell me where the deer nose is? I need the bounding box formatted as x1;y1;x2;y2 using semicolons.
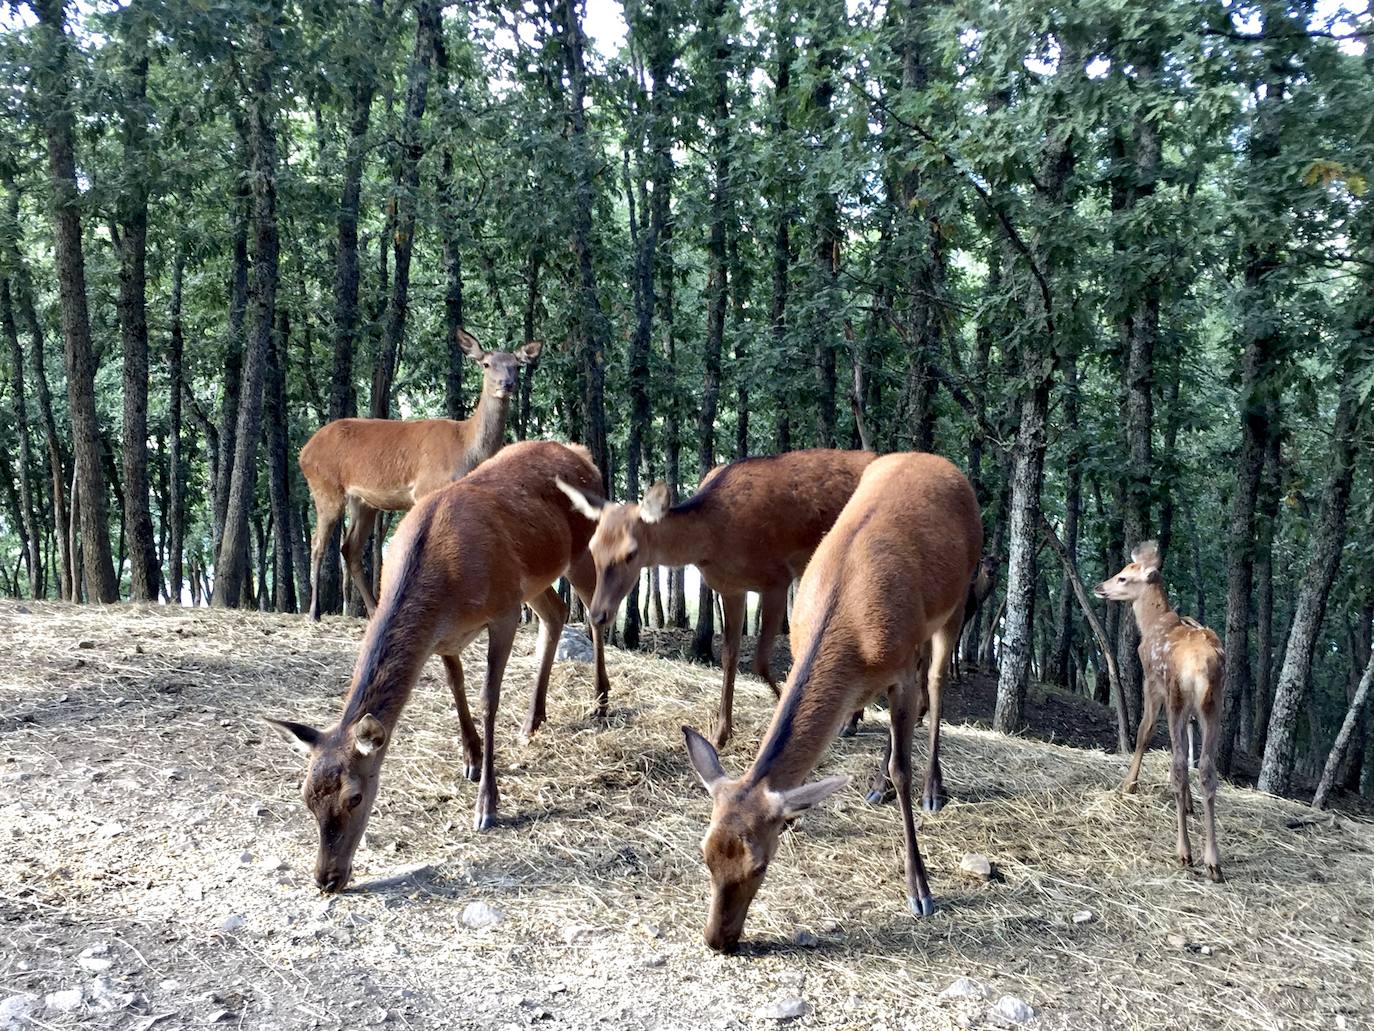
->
592;607;612;628
316;868;347;893
704;927;739;954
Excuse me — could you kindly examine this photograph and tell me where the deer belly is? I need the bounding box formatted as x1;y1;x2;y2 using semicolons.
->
346;486;416;512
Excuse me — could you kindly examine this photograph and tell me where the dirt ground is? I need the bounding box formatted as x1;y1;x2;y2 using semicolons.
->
1;602;1372;1031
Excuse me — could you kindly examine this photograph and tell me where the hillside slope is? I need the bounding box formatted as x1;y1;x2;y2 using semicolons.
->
0;603;1370;1030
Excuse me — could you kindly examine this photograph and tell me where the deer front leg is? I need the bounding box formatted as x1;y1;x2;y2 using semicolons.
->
522;587;567;741
1167;707;1193;869
714;593;747;749
474;610;519;832
1124;683;1163;794
751;586;788;698
340;497;380;616
441;654;482;782
566;552;611;719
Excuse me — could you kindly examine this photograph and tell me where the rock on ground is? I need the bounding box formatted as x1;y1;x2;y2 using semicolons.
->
554;626;595;662
756;997;811;1021
990;995;1035;1024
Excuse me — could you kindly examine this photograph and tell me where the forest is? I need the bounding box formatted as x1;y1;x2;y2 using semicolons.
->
0;0;1370;807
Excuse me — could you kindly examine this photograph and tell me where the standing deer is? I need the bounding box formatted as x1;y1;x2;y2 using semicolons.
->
952;555;999;682
267;440;608;893
299;329;542;620
555;449;876;747
1094;541;1225;882
682;452;981;951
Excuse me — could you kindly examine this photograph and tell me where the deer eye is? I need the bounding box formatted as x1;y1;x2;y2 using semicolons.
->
625;547;638;564
1118;576;1127;582
346;792;364;811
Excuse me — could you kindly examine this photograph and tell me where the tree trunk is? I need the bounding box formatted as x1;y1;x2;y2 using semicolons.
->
441;148;466;420
1049;342;1080;686
167;252;185;604
0;278;40;596
1257;360;1360;795
692;0;730;663
1250;414;1282;754
807;1;841;448
769;4;794;455
213;14;280;608
1313;633;1374;810
266;308;296;613
115;23;159;602
31;0;119;603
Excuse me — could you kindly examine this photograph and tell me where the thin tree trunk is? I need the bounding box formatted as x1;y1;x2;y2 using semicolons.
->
807;0;841;447
266;308;296;613
31;0;119;602
213;14;280;608
441;148;466;420
167;252;185;604
1313;635;1374;810
769;4;794;455
0;278;40;596
1251;417;1282;753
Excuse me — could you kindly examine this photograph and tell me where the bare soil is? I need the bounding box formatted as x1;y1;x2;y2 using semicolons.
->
1;602;1371;1031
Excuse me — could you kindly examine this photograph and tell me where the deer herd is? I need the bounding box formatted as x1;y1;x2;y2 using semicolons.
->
269;327;1227;953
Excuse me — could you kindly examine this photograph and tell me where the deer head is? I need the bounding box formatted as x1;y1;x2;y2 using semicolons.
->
266;714;389;892
1094;540;1163;602
682;727;847;953
554;479;671;629
457;329;542;401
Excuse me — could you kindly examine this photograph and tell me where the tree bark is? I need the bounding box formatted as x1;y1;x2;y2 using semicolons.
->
441;148;466;420
213;14;280;608
807;0;841;447
769;2;794;455
1249;417;1281;753
167;252;185;604
1313;633;1374;810
265;309;296;612
31;0;120;603
0;277;40;596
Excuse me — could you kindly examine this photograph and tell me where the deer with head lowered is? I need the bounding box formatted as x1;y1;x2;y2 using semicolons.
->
681;452;982;952
556;448;876;743
952;554;999;682
299;329;542;620
1095;540;1225;882
267;440;608;893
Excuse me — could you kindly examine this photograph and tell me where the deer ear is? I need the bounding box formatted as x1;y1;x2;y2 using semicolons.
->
516;339;543;364
456;329;485;362
778;775;849;818
1130;540;1161;569
555;477;606;522
1145;568;1163;584
265;718;322;759
640;482;671;524
682;726;727;793
352;714;387;756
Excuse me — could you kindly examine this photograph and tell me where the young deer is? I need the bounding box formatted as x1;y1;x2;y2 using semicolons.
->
1095;541;1225;882
682;452;982;951
299;329;542;619
268;440;607;893
556;448;876;746
952;555;999;682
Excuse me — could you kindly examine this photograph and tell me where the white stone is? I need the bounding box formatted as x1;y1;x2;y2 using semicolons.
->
78;944;113;973
44;988;85;1012
460;901;504;930
989;995;1034;1024
554;626;595;662
219;914;247;933
940;978;987;1001
1071;910;1094;925
958;854;992;880
0;995;34;1029
756;997;811;1021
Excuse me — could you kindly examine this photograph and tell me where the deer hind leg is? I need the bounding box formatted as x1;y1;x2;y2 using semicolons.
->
752;586;788;698
566;551;611;719
440;654;482;783
890;648;936;917
1166;701;1193;869
1197;695;1224;882
474;609;520;832
522;586;567;741
920;606;962;812
307;490;344;621
341;496;380;616
1124;681;1163;794
712;593;748;749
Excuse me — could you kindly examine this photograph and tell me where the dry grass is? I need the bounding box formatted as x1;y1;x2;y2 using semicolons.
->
0;600;1371;1030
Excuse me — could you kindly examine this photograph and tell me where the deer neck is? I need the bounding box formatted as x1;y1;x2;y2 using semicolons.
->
340;601;439;733
1131;583;1174;644
641;506;714;569
744;588;849;791
461;386;510;472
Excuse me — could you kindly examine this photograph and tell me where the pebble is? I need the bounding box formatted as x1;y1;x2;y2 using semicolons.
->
461;901;504;929
642;955;666;969
96;822;127;839
161;768;187;781
237;851;254;865
184;881;204;901
958;853;993;881
794;930;819;948
261;855;285;873
756;997;811;1021
940;978;987;1001
989;995;1034;1024
158;980;181;993
0;996;34;1029
1072;910;1094;925
77;640;95;649
78;944;113;972
554;626;595;662
219;914;248;933
45;988;85;1012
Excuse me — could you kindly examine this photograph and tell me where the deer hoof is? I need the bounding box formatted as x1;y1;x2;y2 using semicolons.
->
1207;864;1225;883
713;726;732;750
908;895;935;919
1177;852;1192;869
864;785;894;805
1121;781;1139;795
921;789;947;813
473;811;495;833
463;763;481;783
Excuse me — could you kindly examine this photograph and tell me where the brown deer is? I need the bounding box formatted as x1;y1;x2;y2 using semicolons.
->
267;440;608;893
682;452;981;951
1094;540;1224;882
555;449;876;748
952;554;999;682
299;330;542;620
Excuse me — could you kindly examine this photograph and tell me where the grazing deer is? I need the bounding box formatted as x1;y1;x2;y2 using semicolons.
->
952;555;1000;682
267;440;608;893
1094;540;1225;882
555;449;876;748
299;330;542;620
682;452;981;951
